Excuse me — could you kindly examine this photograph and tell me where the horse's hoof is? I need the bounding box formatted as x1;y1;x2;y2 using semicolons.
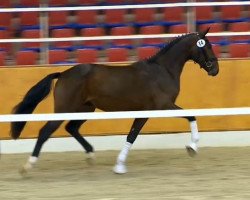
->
86;152;95;165
186;145;197;157
19;167;28;176
19;163;32;176
113;164;127;174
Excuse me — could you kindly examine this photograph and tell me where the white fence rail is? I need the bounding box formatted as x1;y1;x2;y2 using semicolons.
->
1;2;250;12
1;107;250;123
1;32;250;43
0;32;250;43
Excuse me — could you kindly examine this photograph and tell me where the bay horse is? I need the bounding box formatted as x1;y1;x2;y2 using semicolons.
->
10;28;219;174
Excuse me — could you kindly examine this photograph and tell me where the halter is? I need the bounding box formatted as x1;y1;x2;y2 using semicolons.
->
196;34;217;69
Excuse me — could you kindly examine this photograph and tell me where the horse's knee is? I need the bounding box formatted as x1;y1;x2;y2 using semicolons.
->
65;122;74;133
185;116;196;122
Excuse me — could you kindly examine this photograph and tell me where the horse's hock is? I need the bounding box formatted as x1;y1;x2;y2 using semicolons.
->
1;59;250;139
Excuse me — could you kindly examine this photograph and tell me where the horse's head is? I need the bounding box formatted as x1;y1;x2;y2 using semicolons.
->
190;28;219;76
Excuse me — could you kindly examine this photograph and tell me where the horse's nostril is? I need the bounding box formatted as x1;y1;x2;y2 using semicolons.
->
209;67;219;76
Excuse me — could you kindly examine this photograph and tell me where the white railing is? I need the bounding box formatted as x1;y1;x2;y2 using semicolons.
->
1;1;250;12
1;108;250;122
0;32;249;44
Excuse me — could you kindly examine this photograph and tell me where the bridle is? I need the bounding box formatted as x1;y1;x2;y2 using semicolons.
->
195;34;218;69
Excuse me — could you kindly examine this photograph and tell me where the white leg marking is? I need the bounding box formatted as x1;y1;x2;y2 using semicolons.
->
19;156;38;175
113;142;132;174
186;120;199;156
190;120;200;143
86;152;96;165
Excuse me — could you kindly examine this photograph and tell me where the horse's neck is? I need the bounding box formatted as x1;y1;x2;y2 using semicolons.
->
157;39;194;78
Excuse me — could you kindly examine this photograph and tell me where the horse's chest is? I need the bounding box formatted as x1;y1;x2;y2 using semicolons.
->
152;79;179;97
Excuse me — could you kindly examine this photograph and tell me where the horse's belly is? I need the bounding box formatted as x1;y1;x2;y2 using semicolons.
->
91;96;153;112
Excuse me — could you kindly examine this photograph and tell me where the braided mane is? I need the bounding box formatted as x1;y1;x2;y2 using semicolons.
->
147;33;196;63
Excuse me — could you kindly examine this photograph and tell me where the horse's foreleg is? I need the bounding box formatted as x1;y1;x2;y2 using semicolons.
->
185;116;200;157
171;104;200;157
20;121;63;175
113;118;148;174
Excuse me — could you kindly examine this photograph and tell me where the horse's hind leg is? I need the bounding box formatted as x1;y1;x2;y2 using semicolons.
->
65;104;96;162
65;120;95;162
65;120;93;153
20;120;63;175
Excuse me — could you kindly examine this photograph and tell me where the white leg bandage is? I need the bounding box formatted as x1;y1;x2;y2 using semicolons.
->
117;142;132;164
190;120;200;143
188;120;200;152
113;142;132;174
21;156;38;174
28;156;38;164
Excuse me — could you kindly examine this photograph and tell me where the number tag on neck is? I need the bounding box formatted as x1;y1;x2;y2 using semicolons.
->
197;39;206;48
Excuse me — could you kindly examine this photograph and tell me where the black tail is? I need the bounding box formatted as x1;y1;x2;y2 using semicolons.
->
10;72;61;139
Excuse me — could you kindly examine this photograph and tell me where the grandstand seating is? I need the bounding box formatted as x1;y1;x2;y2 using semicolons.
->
137;46;158;60
159;7;184;26
212;44;221;58
19;0;39;7
132;8;157;27
77;0;99;6
103;9;127;28
21;29;41;52
0;51;6;66
19;12;40;31
133;0;154;4
49;11;71;30
110;26;135;49
106;47;129;62
139;25;165;48
48;0;69;7
169;24;188;34
0;0;11;8
0;13;12;30
195;6;217;25
228;22;250;43
49;49;68;64
1;1;250;65
15;50;38;65
105;0;126;5
228;43;249;58
219;5;245;23
160;0;186;2
76;48;98;63
80;27;105;50
0;29;11;52
50;28;75;51
199;23;224;44
75;10;99;29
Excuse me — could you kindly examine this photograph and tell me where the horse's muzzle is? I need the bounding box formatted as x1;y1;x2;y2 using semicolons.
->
208;65;219;76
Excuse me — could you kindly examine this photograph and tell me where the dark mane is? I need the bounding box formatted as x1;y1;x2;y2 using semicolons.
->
147;33;196;63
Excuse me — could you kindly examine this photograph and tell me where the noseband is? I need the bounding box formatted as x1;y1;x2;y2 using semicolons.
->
196;35;217;69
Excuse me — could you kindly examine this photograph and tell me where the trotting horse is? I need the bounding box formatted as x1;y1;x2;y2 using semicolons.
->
10;28;219;174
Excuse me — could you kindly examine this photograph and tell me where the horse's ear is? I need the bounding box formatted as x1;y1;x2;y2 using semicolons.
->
199;27;210;38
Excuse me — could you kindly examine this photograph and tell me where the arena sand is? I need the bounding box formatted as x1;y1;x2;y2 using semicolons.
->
1;147;250;200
